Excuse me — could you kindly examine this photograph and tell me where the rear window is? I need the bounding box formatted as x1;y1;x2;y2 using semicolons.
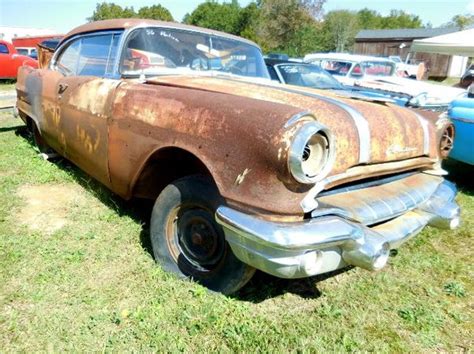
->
361;61;395;76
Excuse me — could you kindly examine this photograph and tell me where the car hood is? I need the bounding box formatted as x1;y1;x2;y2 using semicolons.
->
146;75;438;175
357;76;466;106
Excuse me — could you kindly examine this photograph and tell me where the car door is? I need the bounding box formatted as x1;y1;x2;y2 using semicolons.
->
0;42;15;78
53;32;122;186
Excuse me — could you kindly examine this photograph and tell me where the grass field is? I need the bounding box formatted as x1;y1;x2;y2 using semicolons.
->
0;109;472;351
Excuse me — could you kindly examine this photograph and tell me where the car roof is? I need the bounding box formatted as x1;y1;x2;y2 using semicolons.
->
305;52;395;63
60;19;259;48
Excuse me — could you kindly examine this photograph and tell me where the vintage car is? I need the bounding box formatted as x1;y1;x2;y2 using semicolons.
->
460;63;474;89
16;19;460;294
265;58;409;106
304;53;465;111
448;85;474;165
388;55;424;80
0;40;38;79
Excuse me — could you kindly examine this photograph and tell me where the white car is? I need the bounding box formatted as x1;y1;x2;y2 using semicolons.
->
389;55;424;79
304;53;465;110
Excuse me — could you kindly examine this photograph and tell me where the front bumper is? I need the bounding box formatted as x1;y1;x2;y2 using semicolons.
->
216;175;459;279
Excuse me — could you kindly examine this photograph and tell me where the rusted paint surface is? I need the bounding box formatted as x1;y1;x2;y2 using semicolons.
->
16;22;449;218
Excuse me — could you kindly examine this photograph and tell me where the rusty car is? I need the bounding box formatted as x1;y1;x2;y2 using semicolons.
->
16;19;460;294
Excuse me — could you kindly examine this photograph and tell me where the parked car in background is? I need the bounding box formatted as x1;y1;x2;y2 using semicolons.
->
17;19;460;294
305;53;465;111
460;63;474;88
0;40;38;79
448;84;474;165
265;58;409;106
15;47;38;59
389;55;424;79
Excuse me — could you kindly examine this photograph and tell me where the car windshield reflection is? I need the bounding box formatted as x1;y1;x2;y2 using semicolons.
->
121;27;269;79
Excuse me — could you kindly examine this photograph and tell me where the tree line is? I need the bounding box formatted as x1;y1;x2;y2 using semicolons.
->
89;0;474;57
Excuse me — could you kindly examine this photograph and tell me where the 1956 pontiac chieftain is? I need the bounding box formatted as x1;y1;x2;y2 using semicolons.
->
16;20;460;294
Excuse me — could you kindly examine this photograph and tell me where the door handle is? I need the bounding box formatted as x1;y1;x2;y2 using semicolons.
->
58;83;68;94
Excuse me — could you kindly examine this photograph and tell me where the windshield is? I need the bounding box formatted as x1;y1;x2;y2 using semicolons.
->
318;60;353;76
276;64;343;90
360;61;395;76
121;27;269;79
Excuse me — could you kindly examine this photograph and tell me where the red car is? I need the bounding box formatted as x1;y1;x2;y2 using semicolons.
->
0;40;38;79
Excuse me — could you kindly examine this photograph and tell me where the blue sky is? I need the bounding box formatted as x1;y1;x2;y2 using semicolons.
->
1;0;473;33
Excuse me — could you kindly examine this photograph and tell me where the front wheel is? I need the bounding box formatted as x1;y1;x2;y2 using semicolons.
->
150;175;255;294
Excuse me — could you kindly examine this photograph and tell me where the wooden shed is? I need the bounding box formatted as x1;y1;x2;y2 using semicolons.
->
354;27;462;78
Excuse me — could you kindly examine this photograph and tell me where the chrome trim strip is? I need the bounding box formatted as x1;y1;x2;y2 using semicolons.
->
270;85;371;164
284;110;314;128
449;116;474;124
414;113;430;155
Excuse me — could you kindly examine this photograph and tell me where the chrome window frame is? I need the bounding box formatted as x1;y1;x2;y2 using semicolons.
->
50;30;124;78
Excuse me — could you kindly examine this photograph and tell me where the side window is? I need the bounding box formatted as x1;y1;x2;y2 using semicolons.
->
0;43;9;54
55;33;121;77
351;64;363;77
56;39;81;75
77;35;113;77
266;65;280;81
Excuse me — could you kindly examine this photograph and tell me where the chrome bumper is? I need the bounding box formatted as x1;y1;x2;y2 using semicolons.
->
216;178;459;279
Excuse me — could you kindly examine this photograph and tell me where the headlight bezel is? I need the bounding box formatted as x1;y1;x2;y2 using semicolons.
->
288;121;335;184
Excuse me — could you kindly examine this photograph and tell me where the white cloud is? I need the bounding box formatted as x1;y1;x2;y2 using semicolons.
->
467;0;474;13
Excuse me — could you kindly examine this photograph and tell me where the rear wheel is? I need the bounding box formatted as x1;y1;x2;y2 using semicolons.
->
150;175;255;294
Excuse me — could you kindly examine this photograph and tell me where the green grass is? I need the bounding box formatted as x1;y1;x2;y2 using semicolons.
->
0;82;15;92
0;111;472;351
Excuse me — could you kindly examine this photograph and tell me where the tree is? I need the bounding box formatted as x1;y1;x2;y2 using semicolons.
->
88;2;135;21
444;14;474;29
322;10;359;52
137;5;174;21
357;8;382;29
183;0;242;35
88;2;174;22
381;10;422;29
300;0;326;20
257;0;323;56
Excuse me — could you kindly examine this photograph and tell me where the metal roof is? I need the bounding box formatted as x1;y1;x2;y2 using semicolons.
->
355;27;460;41
60;19;258;47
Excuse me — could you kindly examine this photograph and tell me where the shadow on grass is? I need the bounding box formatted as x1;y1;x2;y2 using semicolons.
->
0;125;22;133
443;159;474;196
14;125;155;256
234;267;353;303
14;125;351;300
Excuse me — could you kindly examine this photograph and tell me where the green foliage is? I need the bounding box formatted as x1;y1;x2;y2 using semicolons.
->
88;2;174;22
381;10;423;29
137;5;174;21
88;2;135;21
444;14;474;29
183;0;242;35
322;10;359;52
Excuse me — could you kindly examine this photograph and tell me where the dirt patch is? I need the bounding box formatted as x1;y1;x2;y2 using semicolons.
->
16;184;86;234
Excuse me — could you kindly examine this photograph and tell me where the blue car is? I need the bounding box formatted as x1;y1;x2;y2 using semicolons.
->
264;58;409;106
449;85;474;165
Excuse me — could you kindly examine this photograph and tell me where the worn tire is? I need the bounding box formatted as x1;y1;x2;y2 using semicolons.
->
150;175;255;294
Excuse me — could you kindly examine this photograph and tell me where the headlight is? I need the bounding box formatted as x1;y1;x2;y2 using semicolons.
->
288;122;335;184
